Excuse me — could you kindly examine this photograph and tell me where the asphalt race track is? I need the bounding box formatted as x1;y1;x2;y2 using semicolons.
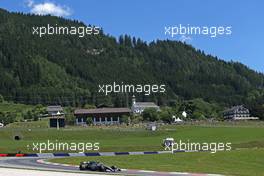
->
0;157;221;176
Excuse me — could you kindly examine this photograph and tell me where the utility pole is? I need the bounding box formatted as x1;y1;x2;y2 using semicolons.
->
56;111;61;130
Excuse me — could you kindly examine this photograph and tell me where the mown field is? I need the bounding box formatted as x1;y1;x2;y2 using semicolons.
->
50;149;264;176
0;121;264;153
1;121;264;175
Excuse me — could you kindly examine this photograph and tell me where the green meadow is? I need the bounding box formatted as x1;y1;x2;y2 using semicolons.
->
1;121;264;175
50;149;264;176
0;122;264;153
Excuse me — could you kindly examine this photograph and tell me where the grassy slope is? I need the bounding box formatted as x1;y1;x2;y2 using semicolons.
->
50;149;264;176
0;102;34;113
6;119;49;129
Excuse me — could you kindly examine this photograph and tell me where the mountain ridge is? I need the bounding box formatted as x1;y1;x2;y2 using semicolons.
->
0;8;263;108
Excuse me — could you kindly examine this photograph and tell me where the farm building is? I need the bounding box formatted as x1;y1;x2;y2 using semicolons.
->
46;105;64;116
223;105;258;120
131;95;159;114
49;115;65;128
47;105;65;128
74;108;131;125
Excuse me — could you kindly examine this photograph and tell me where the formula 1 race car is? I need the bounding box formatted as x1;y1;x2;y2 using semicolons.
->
79;161;121;172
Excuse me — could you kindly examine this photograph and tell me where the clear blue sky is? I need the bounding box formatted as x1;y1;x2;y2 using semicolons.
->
1;0;263;72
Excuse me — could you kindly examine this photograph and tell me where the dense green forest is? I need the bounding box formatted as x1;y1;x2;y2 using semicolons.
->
0;8;263;118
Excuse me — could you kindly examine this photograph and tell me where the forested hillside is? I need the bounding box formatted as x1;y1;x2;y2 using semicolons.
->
0;8;263;111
